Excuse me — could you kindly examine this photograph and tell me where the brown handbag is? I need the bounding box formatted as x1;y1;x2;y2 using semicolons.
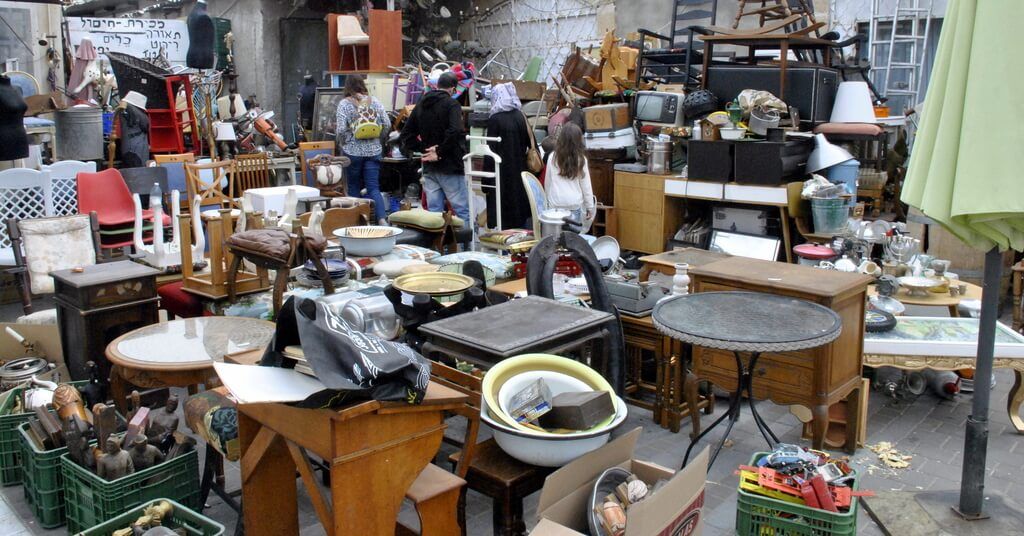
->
522;111;544;174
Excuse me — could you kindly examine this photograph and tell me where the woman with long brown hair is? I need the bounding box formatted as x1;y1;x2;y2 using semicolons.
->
545;123;595;231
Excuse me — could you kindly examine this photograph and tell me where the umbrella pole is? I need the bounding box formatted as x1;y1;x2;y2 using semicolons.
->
956;247;1001;519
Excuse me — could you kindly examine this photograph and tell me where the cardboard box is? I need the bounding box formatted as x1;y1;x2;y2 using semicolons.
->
584;103;631;133
531;428;708;536
0;323;64;367
512;81;548;102
243;185;321;216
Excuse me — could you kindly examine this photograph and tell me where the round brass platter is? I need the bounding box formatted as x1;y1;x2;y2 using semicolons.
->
393;272;475;297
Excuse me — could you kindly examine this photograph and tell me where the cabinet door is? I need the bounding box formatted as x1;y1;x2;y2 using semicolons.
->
616;210;662;253
588;159;613;206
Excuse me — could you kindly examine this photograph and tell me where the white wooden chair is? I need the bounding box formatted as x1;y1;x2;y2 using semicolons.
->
41;160;95;216
0;168;54;266
132;193;205;269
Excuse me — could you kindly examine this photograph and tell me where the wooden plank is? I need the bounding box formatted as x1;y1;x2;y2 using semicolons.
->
239;411;298;536
287;440;335;536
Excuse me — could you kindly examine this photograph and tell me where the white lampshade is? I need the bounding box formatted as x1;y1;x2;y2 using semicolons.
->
213;121;236;141
830;81;877;123
807;133;855;173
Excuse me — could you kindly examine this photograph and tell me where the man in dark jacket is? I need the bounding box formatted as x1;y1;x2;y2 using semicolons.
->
399;72;471;222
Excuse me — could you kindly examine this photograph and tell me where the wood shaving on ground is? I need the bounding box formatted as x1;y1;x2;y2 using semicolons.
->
867;441;913;469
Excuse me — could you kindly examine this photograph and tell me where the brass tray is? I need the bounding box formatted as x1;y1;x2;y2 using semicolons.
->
393;272;475;297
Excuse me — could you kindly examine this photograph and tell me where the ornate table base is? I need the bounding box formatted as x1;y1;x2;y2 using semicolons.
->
864;353;1024;434
683;351;778;469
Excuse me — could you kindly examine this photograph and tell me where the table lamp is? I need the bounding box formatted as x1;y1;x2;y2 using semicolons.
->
830;81;877;123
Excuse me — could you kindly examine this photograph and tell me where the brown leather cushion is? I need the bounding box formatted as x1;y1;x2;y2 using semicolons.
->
813;122;885;136
227;230;328;263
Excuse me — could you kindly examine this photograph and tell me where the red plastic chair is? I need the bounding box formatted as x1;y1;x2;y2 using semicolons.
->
76;168;171;227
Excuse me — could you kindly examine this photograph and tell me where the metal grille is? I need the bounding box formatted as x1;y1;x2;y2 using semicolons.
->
52;178;78;216
0;186;47;248
465;0;613;84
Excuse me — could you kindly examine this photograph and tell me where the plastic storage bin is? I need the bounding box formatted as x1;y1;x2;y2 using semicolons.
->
61;449;200;533
75;498;224;536
0;379;88;486
735;452;859;536
18;422;92;528
810;197;849;234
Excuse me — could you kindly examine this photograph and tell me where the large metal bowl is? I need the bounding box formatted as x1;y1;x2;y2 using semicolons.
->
480;395;627;467
332;226;400;257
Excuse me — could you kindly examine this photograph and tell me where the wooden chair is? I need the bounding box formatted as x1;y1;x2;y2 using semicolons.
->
185;160;239;218
298;141;335;188
232;152;272;193
154;153;196;206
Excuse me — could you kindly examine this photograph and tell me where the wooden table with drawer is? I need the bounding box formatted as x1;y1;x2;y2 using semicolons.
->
687;256;871;452
613;171;683;254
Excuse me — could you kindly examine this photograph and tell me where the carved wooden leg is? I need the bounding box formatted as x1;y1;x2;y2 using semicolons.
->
492;495;516;536
1008;369;1024;434
271;266;288;314
1013;267;1023;331
811;404;829;451
684;369;701;440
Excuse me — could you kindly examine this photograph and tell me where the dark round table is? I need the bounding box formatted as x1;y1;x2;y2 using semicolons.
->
652;291;842;468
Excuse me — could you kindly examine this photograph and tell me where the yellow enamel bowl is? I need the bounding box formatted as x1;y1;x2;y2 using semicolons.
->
481;353;615;432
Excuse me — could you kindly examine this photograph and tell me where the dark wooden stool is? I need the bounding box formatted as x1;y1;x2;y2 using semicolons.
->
448;439;555;536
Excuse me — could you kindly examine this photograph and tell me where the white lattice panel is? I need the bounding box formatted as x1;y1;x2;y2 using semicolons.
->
0;186;47;248
52;177;78;216
465;0;612;85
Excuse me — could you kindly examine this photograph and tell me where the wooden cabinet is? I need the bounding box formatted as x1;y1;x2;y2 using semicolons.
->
613;171;681;254
687;256;871;452
326;10;402;73
586;148;624;206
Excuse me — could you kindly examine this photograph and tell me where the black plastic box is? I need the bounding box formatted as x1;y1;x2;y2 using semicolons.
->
733;138;813;186
686;140;734;183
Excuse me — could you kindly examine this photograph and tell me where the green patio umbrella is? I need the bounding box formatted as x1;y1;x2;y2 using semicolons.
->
900;0;1024;519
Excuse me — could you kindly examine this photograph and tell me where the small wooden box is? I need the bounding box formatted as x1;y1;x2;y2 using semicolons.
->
583;103;630;133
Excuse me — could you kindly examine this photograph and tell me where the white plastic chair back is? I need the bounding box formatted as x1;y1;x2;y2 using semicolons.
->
41;160;95;215
0;168;54;265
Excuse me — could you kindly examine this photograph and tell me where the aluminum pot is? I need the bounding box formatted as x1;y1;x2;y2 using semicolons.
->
539;209;572;240
647;140;672;175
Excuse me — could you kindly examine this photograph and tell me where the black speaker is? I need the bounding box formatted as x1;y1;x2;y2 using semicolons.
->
687;140;733;182
733;138;813;186
705;65;839;126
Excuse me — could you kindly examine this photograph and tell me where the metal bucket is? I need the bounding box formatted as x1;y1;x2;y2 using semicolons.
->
55;107;104;160
647;140;672;175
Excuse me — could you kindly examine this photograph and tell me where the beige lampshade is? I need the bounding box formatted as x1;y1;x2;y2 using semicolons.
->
830;81;877;123
213;121;236;141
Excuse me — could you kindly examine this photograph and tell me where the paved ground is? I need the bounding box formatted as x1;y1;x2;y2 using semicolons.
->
0;299;1021;534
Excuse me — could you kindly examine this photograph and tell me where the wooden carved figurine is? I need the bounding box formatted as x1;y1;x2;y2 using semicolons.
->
63;415;93;470
97;436;135;480
147;395;180;446
93;403;118;451
129;435;165;471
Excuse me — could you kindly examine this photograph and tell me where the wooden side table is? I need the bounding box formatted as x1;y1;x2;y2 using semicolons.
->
52;260;162;382
105;317;275;414
638;248;732;282
620;315;713;435
688;256;870;453
868;280;982;317
238;382;467;536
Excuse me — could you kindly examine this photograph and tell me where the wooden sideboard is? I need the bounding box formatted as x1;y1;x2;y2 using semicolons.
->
687;256;871;452
612;170;797;261
613;172;683;254
586;148;625;206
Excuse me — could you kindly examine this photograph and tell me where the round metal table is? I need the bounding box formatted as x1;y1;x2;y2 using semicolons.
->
105;317;275;414
652;291;842;468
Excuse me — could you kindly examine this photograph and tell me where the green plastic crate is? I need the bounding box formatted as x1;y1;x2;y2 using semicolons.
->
75;498;224;536
18;421;90;528
0;379;88;486
61;449;200;533
735;452;859;536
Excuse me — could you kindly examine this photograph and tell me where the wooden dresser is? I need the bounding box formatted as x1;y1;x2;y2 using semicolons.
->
613;171;682;254
687;256;871;452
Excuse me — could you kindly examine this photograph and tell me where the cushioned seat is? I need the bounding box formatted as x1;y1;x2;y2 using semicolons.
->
16;308;57;325
388;208;464;230
158;280;205;318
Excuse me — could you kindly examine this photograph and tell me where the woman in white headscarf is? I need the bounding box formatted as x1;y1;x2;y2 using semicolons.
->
485;83;532;230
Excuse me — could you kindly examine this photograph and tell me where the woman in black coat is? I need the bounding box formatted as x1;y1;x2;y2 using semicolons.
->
485;83;531;230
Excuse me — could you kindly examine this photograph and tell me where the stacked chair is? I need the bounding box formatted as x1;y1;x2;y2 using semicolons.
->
76;168;171;255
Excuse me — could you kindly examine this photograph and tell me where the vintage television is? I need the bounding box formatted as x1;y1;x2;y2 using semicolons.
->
633;91;686;128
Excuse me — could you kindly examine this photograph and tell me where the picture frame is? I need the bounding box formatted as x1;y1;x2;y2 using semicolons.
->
311;87;346;142
708;230;781;261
